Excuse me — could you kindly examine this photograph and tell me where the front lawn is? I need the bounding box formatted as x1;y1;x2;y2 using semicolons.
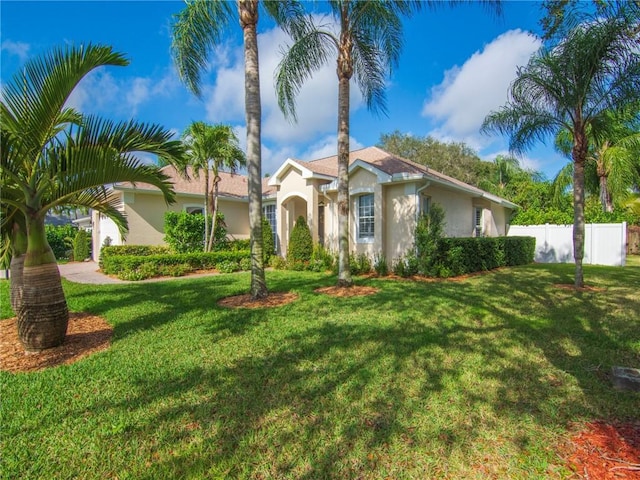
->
1;263;638;479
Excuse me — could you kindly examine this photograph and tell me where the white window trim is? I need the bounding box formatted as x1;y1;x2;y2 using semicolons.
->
474;207;484;237
184;204;205;215
356;193;375;244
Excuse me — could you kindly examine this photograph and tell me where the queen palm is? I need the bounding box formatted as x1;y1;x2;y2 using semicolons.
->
275;0;421;287
1;44;184;350
182;122;246;251
172;0;302;298
482;16;640;287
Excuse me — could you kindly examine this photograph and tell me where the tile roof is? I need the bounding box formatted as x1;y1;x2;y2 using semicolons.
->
114;166;276;198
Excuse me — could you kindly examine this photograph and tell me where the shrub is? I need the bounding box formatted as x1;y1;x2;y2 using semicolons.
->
309;244;335;272
373;253;388;276
72;229;91;262
217;260;239;274
164;211;227;253
287;216;313;263
262;217;275;263
45;224;77;260
350;252;372;275
393;253;419;278
415;203;446;276
239;257;252;271
270;256;287;270
159;263;191;277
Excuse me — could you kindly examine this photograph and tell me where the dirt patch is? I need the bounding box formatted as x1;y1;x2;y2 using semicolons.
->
0;312;113;374
563;420;640;479
552;283;607;292
314;285;380;297
217;291;298;309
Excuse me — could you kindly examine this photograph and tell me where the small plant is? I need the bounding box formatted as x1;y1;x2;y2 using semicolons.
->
287;216;313;264
159;263;191;277
262;217;275;263
373;253;388;276
269;256;287;270
217;260;239;274
350;252;372;275
309;244;335;272
239;257;252;271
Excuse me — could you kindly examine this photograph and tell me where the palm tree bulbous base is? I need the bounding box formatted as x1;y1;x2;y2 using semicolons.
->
336;279;353;288
18;263;69;351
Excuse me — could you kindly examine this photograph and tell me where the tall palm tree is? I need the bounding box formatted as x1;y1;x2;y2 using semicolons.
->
182;122;246;251
172;0;302;298
483;16;640;287
275;0;421;287
1;44;185;350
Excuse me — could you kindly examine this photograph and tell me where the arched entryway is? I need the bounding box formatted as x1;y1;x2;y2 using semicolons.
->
279;194;308;256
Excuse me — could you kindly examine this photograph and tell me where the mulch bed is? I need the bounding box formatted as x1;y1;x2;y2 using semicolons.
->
314;285;380;297
563;421;640;479
0;312;113;374
217;291;299;308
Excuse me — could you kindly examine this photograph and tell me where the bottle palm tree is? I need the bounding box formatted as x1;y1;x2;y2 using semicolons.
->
482;15;640;287
172;0;302;298
182;122;246;252
275;0;421;287
1;44;185;350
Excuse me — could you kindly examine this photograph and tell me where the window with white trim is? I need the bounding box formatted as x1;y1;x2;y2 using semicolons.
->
420;195;431;216
357;194;375;240
474;207;483;237
262;204;277;247
185;205;204;215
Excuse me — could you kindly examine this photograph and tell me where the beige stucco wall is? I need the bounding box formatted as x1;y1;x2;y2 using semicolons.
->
384;183;418;260
427;186;475;237
112;191;250;247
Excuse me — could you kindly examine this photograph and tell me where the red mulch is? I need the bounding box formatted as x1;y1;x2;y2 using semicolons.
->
217;291;299;308
0;312;113;374
314;285;380;297
563;421;640;479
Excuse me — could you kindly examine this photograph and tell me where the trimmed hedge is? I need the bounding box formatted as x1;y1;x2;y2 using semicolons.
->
430;236;535;277
99;245;170;270
101;249;250;279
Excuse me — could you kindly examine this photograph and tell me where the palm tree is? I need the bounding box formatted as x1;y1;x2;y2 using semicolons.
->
1;44;185;351
172;0;302;298
275;0;421;287
482;15;640;287
182;122;246;251
552;108;640;212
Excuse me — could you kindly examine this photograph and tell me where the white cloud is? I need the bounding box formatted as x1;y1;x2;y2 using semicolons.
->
1;40;30;62
481;149;543;173
302;135;365;160
202;20;364;146
422;29;541;149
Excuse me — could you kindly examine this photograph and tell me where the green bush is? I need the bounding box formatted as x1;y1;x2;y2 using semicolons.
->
270;256;287;270
45;224;77;260
99;245;170;270
287;216;313;263
159;263;191;277
239;257;252;271
72;229;91;262
101;250;250;279
415;203;446;276
164;211;227;253
262;217;275;263
349;252;372;275
373;253;389;276
217;260;239;274
309;245;335;272
227;239;251;251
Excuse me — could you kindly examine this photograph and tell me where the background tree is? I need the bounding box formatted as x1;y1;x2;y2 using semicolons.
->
276;0;421;287
182;122;246;251
172;0;303;299
483;15;640;287
1;44;184;350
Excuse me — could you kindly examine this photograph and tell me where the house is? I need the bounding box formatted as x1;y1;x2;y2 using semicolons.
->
91;147;517;261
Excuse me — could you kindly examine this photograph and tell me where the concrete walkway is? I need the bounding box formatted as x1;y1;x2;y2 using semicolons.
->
57;261;222;285
58;261;124;284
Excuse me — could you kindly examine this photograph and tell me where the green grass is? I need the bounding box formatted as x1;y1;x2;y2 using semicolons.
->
1;263;639;479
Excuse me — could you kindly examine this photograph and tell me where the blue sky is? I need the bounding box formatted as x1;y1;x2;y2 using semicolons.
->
1;1;568;179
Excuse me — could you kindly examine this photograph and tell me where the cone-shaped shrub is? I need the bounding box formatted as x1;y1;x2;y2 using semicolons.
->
287;216;312;263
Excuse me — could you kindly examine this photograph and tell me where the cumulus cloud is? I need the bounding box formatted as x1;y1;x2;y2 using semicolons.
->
202;20;363;146
422;29;541;149
1;40;30;62
66;67;180;116
301;135;365;160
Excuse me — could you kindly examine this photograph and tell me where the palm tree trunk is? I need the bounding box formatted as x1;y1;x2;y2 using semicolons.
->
336;73;353;287
204;168;210;252
209;176;220;250
572;129;588;288
9;222;27;314
598;174;614;213
240;0;267;299
19;216;68;351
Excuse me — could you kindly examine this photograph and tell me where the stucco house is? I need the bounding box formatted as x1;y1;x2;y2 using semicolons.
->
91;146;517;261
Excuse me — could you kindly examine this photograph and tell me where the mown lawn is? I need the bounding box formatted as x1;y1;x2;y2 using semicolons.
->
1;262;639;479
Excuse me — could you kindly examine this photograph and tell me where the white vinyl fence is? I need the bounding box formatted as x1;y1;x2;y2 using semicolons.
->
508;223;627;267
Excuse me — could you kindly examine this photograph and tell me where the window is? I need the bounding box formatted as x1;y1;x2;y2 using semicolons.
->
474;207;483;237
358;194;374;240
185;206;204;215
420;195;431;216
262;204;277;247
